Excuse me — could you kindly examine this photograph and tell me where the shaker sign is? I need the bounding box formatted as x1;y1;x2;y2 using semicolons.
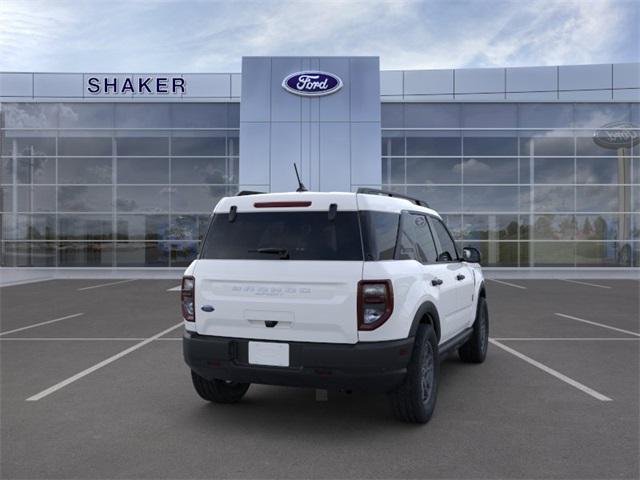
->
593;122;640;149
282;71;343;96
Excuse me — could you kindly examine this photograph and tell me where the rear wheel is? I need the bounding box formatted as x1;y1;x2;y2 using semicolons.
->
191;371;250;403
388;323;439;424
458;296;489;363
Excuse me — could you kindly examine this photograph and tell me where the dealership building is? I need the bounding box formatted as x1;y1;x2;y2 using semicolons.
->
0;57;639;271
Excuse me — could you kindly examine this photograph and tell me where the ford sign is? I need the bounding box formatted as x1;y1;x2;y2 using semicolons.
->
593;122;640;149
282;71;343;96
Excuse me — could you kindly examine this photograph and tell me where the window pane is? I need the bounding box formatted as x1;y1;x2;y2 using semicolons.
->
405;104;461;128
575;214;628;241
116;186;170;213
532;242;575;266
2;104;58;128
576;186;625;212
58;186;112;212
58;137;112;156
59;157;112;184
463;158;517;184
463;186;520;212
171;186;227;213
407;158;461;184
16;157;56;184
115;242;169;267
59;242;114;267
116;137;168;156
463;241;518;267
1;242;56;267
406;133;461;156
59;103;114;128
171;104;229;128
518;104;573;128
2;214;56;240
519;135;574;156
463;136;518;156
114;104;171;128
575;242;632;267
1;135;56;156
534;158;575;184
171;135;226;156
58;214;112;240
533;214;575;240
430;217;458;260
168;214;207;240
381;132;404;156
360;211;400;261
171;158;229;184
381;104;403;128
117;215;169;240
441;214;462;240
462;104;517;128
574;104;630;128
576;157;626;184
397;213;437;263
17;186;56;212
171;241;199;267
406;186;462;212
462;215;518;240
533;186;575;212
117;158;169;184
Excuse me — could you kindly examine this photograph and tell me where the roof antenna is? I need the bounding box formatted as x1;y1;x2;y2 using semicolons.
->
293;163;308;192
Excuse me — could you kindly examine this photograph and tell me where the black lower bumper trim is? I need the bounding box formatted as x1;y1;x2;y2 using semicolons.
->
183;332;414;392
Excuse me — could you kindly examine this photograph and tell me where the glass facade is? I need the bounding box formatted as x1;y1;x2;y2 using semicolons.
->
1;100;638;268
0;103;239;267
382;103;640;268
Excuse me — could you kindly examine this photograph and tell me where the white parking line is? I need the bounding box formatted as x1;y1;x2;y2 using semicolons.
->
489;338;612;402
26;322;183;402
167;285;181;291
487;279;527;290
0;313;84;337
77;279;137;291
560;279;612;289
555;313;640;337
492;337;639;341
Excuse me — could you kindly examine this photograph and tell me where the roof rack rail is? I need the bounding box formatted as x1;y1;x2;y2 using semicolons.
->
356;187;429;208
236;190;266;196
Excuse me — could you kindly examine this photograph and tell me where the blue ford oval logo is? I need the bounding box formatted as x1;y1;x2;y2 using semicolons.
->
593;121;640;149
282;71;343;96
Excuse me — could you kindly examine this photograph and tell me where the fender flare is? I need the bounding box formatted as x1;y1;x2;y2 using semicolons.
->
408;301;442;341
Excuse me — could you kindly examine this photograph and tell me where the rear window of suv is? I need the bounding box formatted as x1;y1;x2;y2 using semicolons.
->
201;211;364;261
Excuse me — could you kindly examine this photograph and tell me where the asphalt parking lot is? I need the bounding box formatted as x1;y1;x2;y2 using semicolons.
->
1;278;638;479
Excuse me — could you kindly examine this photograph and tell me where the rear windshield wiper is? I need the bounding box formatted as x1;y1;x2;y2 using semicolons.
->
248;247;290;260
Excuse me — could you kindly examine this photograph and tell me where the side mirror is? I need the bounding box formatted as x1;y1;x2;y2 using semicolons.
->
462;247;482;264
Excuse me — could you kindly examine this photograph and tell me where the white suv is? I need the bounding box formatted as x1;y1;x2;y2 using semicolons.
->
182;188;488;423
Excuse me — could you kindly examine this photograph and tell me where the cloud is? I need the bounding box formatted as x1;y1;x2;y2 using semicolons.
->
0;0;637;72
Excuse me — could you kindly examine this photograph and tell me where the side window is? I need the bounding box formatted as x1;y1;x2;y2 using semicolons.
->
397;213;438;263
430;217;459;262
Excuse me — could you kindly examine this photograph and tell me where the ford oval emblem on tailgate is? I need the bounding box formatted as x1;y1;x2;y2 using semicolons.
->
282;71;343;96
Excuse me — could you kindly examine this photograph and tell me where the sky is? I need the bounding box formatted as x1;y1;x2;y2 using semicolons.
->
0;0;638;72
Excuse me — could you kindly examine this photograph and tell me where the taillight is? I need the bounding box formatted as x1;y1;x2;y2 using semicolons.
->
181;276;195;322
357;280;393;330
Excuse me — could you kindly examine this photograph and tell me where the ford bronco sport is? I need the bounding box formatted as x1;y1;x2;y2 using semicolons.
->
182;188;488;423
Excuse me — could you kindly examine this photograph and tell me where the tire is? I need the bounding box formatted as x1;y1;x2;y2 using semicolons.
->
458;296;489;364
190;370;250;404
387;323;439;424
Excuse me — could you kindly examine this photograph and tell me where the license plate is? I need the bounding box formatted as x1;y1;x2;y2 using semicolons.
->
248;341;289;367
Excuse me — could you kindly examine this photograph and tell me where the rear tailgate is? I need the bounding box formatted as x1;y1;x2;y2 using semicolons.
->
194;260;361;343
194;192;363;344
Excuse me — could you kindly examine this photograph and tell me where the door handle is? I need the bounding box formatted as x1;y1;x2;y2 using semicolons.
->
456;274;466;281
431;278;443;286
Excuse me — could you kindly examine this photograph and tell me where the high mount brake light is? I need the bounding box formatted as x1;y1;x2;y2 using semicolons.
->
181;276;195;322
357;280;394;331
254;201;312;208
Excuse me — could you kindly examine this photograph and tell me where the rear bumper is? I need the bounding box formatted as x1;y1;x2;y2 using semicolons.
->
183;331;414;392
